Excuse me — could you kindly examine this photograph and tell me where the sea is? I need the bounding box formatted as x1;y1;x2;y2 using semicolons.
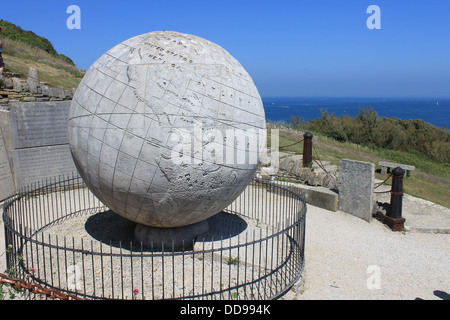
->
262;97;450;129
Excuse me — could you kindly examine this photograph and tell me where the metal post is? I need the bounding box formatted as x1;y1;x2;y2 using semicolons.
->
302;132;313;167
385;167;406;231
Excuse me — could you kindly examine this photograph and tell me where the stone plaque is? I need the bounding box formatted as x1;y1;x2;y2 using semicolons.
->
10;101;71;149
0;130;15;200
12;144;78;189
338;159;375;222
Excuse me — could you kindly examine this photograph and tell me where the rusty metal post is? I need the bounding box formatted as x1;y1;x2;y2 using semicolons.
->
385;167;406;231
302;132;313;167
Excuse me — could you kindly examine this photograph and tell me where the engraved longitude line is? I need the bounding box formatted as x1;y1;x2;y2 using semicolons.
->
157;77;190;159
123;131;146;216
124;63;172;216
188;63;254;85
104;50;128;65
132;76;193;223
94;92;132;203
190;78;214;166
73;75;262;181
70;97;162;124
130;75;175;222
84;70;117;193
75;107;179;157
201;76;262;115
206;46;223;125
188;85;264;129
74;67;120;121
106;78;136;207
191;75;261;117
124;65;158;217
90;66;125;126
89;69;121;132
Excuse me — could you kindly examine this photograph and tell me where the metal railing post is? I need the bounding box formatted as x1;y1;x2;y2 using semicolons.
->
302;132;313;167
385;167;406;231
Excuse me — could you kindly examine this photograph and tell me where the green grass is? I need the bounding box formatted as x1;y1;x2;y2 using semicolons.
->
268;127;450;208
3;53;84;89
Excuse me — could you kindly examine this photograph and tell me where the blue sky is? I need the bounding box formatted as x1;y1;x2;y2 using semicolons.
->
1;0;450;98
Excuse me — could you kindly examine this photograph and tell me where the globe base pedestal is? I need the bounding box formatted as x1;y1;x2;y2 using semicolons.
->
134;220;209;251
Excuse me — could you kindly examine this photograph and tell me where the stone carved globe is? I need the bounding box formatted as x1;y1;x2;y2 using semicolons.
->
68;31;266;228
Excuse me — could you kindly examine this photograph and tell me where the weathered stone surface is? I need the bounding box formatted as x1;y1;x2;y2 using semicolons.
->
0;110;13;166
4;78;13;89
307;172;323;186
292;167;311;181
12;77;22;92
27;67;40;94
285;183;338;212
22;82;30;92
12;144;77;189
40;82;49;96
22;96;36;102
10;101;71;148
47;87;60;98
0;130;15;200
68;31;266;228
322;172;337;189
272;151;339;188
57;86;66;99
64;89;73;99
279;155;302;173
1;101;79;193
0;69;75;104
308;186;339;212
338;159;375;222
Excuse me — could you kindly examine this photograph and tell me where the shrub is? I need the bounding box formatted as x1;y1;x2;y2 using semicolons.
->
289;107;450;164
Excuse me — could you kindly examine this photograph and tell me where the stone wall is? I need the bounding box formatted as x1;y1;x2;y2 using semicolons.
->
258;151;338;189
0;100;78;200
0;67;76;105
0;66;78;200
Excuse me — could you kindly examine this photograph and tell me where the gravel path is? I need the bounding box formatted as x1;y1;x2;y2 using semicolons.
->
282;204;450;300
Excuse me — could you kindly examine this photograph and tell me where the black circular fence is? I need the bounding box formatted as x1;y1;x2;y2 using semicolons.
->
3;175;306;300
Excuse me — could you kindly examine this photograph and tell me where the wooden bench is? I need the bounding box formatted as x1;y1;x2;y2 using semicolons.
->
378;161;415;177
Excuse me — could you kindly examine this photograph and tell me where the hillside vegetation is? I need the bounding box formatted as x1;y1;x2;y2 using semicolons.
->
0;20;84;88
270;108;450;208
290;107;450;168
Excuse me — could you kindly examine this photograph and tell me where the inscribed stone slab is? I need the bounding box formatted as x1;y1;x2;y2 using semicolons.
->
10;101;71;149
338;159;375;222
12;144;78;189
0;130;15;200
